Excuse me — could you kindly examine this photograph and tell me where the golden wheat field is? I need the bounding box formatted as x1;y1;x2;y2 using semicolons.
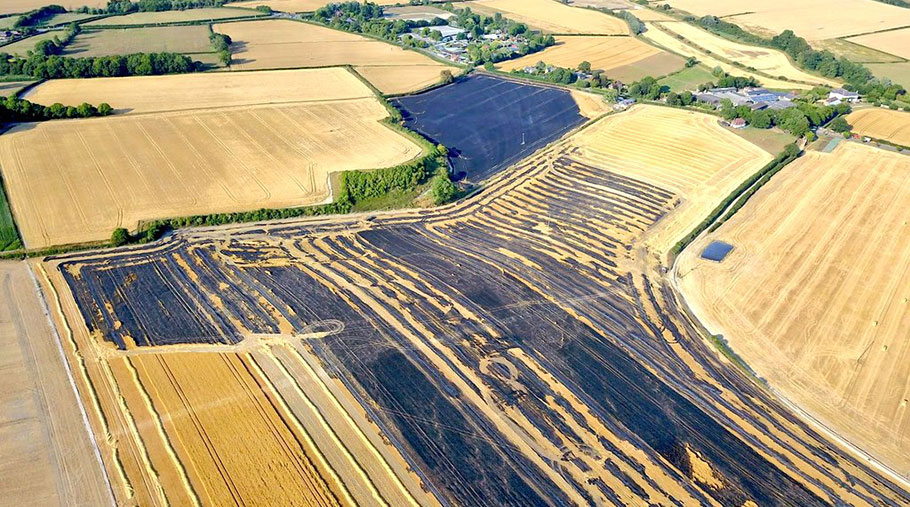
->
573;105;773;254
23;67;372;114
466;0;629;35
657;22;840;86
0;262;111;506
847;28;910;61
0;98;421;248
215;19;458;94
847;108;910;146
677;141;910;473
497;35;660;71
1;0;105;14
642;22;811;90
659;0;910;39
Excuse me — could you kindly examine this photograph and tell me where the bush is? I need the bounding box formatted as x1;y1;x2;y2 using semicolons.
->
111;228;129;246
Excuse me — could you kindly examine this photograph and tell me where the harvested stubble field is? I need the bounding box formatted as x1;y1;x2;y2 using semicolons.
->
0;261;111;506
496;35;685;82
847;28;910;61
23;67;371;114
659;0;910;40
43;105;910;505
216;19;459;95
64;25;214;58
676;141;910;476
643;22;812;90
0;97;421;248
848;108;910;146
656;21;840;86
466;0;629;35
85;7;259;26
0;0;105;15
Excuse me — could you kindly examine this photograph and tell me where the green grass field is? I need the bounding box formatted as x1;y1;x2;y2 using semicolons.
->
657;64;714;91
813;38;904;63
41;12;97;26
0;176;22;251
65;25;214;57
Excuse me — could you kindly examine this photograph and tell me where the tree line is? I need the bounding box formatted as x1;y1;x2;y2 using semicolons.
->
0;95;113;122
209;31;231;65
13;4;66;28
76;0;226;14
0;51;196;78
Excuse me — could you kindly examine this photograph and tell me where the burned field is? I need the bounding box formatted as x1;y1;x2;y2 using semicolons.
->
393;74;585;181
49;109;910;505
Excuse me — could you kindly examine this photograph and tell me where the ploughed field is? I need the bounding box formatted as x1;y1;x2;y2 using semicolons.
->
394;74;586;181
676;141;910;477
42;106;910;505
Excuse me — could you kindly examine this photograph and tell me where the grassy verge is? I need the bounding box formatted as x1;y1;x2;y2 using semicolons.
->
0;172;22;252
670;143;800;257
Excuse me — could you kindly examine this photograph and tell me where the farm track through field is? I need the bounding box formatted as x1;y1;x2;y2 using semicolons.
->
42;106;910;505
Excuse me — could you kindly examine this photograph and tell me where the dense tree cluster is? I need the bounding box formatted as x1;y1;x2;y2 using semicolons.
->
14;4;66;28
310;2;554;65
209;31;231;65
718;98;849;136
0;95;113;122
33;23;81;56
627;76;665;100
0;51;196;78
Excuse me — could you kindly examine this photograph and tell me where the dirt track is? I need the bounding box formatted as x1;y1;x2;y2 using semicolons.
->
42;106;910;505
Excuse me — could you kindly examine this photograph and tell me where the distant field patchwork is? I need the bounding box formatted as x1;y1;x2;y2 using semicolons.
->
229;0;401;11
216;19;459;94
0;97;421;247
657;0;910;39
